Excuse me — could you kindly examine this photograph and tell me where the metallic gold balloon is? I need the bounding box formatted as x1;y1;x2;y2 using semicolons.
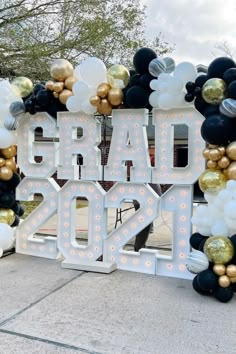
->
64;76;77;90
226;264;236;278
230;276;236;283
198;169;227;193
11;77;34;98
45;80;55;91
204;236;234;264
59;89;73;105
107;88;124;106
53;92;59;99
97;83;111;98
218;275;231;288
90;95;101;106
217;156;230;169
217;146;226;156
0;166;13;181
226;142;236;160
53;82;64;93
5;157;17;173
0;208;15;225
202;148;210;159
0;158;5;167
0;145;17;159
227;162;236;180
50;59;74;82
97;99;112;115
107;64;130;89
207;160;218;169
208;144;218;149
202;78;227;105
208;148;221;161
213;264;226;276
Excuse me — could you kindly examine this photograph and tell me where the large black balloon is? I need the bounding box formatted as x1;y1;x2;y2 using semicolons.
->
201;114;233;145
223;68;236;85
194;96;209;115
213;286;234;303
125;86;150;108
129;74;141;87
133;47;157;74
197;269;218;292
190;233;207;250
192;275;210;295
140;73;153;91
195;75;209;88
36;89;53;107
207;57;236;79
228;80;236;99
203;105;219;118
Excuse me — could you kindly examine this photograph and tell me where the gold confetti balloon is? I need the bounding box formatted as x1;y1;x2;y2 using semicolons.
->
202;78;227;105
107;64;130;89
50;59;74;82
226;141;236;160
0;208;15;225
11;77;34;98
198;169;227;193
204;236;234;264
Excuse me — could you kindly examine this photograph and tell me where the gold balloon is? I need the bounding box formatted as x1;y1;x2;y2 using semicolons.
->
45;81;55;91
0;166;13;181
226;264;236;278
5;157;17;173
202;148;210;159
204;236;234;264
50;59;74;82
218;275;231;288
226;141;236;160
59;89;73;105
213;264;226;276
97;99;112;115
198;169;227;193
107;88;124;106
64;76;77;90
218;146;226;156
53;92;59;99
0;208;15;225
207;160;218;169
202;78;227;105
97;83;111;98
11;77;34;98
230;276;236;283
107;64;130;89
208;148;221;161
208;144;218;149
53;82;64;93
227;162;236;180
90;95;101;106
0;158;5;167
217;156;230;169
0;145;17;159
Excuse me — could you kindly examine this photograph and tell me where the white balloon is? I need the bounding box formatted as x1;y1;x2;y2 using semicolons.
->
173;62;198;83
0;223;15;256
168;77;184;93
226;180;236;192
0;128;16;148
79;57;107;87
72;81;90;100
150;79;159;90
148;91;159;108
197;226;211;236
224;201;236;219
158;72;173;83
73;65;81;80
81;101;97;115
211;220;229;237
158;93;173;110
66;96;81;112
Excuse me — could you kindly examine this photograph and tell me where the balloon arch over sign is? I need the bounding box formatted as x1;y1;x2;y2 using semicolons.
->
0;48;236;303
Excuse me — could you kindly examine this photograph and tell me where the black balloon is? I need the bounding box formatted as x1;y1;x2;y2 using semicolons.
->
193;86;202;98
11;215;20;227
192;275;210;295
223;68;236;85
140;73;153;90
129;74;141;87
207;57;236;79
194;96;209;115
213;286;234;303
36;89;53;107
185;93;194;102
190;233;207;250
195;75;209;88
198;238;208;252
228;80;236;99
8;173;21;189
0;191;15;208
129;69;136;77
125;86;150;108
185;81;196;93
33;83;45;95
201;114;233;145
197;269;218;292
133;47;157;74
203;104;219;118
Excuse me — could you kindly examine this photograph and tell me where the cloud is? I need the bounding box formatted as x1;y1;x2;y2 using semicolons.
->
143;0;236;66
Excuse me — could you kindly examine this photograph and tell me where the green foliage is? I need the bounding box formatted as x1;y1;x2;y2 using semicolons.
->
0;0;173;80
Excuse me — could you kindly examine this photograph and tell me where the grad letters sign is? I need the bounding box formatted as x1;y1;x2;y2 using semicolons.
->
16;107;205;279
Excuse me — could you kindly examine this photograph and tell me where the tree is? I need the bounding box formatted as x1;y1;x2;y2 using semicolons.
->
0;0;173;80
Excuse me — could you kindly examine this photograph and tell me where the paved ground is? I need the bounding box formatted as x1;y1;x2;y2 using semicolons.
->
1;202;235;353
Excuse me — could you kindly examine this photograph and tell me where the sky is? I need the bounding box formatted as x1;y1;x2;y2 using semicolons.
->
142;0;236;67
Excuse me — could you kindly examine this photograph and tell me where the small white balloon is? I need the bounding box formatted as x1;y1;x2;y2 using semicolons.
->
150;79;159;90
0;128;16;148
66;96;81;112
173;62;198;83
81;101;97;115
79;57;107;87
0;223;15;255
149;91;159;108
211;219;229;237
